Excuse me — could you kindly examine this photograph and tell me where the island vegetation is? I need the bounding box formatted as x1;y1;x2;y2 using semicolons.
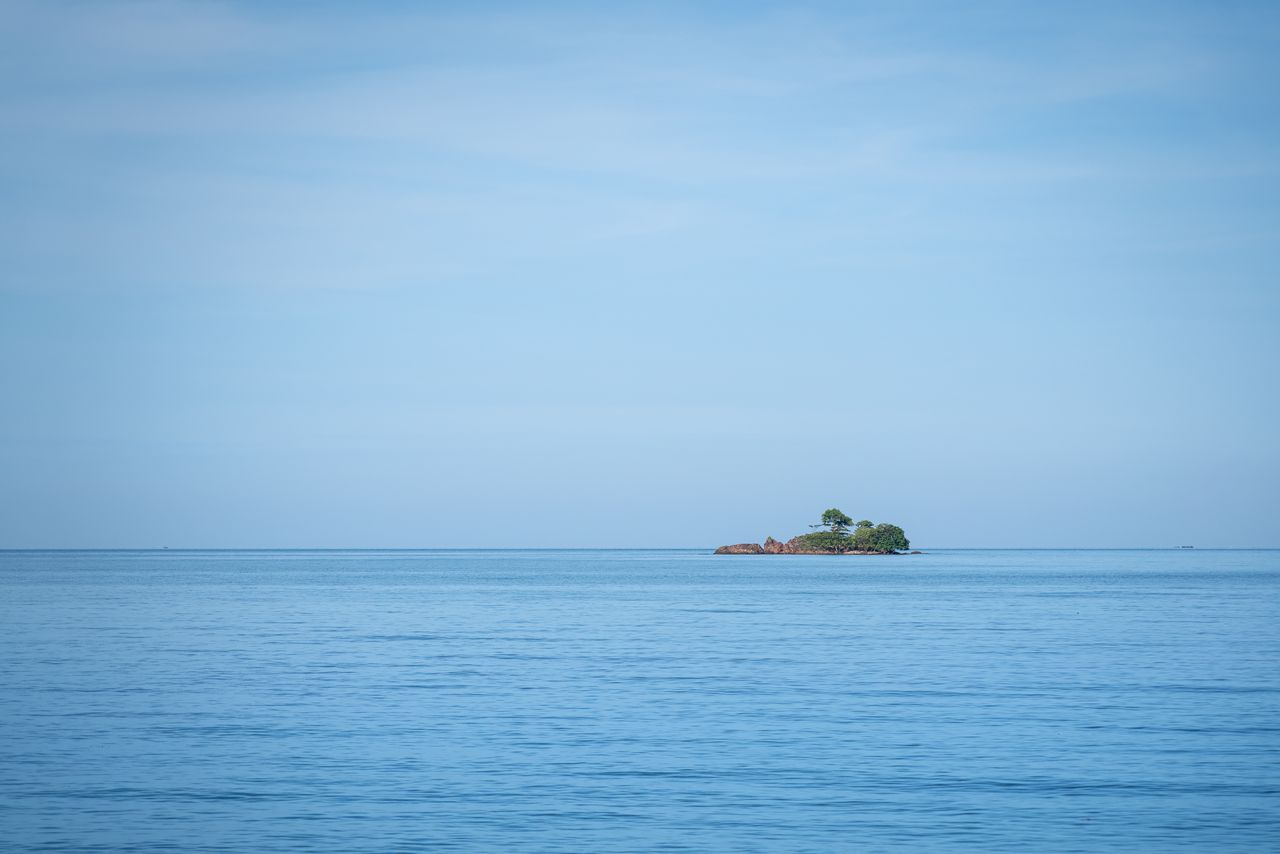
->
715;508;913;555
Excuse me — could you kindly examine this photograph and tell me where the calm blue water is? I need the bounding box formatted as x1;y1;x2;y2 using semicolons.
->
1;549;1277;852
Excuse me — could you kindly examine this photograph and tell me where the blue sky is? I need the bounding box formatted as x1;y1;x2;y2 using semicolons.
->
1;1;1277;547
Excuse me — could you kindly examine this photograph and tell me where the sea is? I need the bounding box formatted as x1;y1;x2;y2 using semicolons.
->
1;549;1277;852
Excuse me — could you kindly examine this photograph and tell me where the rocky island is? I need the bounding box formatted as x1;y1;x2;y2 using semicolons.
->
716;508;914;555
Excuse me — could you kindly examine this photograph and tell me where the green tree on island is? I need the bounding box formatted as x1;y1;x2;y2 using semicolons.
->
813;508;854;535
852;522;909;553
800;509;909;553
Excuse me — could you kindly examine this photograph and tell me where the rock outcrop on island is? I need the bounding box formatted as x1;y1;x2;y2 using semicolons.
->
718;535;902;555
761;535;879;555
713;543;766;554
715;508;913;555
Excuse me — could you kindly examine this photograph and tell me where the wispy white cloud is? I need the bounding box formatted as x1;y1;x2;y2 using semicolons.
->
1;0;1277;293
0;0;260;78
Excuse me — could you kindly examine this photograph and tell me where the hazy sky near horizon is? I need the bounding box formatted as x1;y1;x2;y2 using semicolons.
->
2;1;1278;548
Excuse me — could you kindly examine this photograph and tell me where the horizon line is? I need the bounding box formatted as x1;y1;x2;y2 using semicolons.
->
2;547;1277;553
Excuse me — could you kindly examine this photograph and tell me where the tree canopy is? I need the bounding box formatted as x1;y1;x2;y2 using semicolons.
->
868;523;909;553
813;508;854;534
808;509;909;553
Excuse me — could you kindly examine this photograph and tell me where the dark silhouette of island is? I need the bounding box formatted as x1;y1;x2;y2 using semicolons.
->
716;508;915;554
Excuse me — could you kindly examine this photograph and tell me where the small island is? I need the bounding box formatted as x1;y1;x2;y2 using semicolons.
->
716;508;914;555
